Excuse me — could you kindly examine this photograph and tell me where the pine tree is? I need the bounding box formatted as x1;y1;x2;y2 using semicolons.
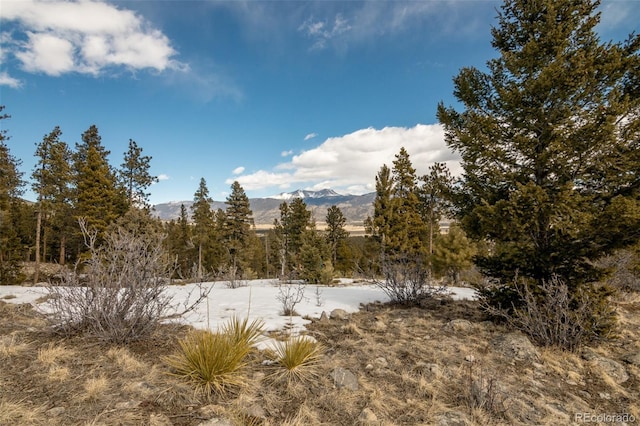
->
364;164;393;254
388;147;427;259
437;0;640;289
73;125;126;239
191;178;214;279
419;162;454;256
0;107;26;284
223;181;255;277
32;127;73;281
325;205;349;267
119;139;157;208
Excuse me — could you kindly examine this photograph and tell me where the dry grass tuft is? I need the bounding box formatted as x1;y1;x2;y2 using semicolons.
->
0;333;30;359
47;365;70;382
106;346;144;373
268;336;324;384
37;342;73;366
164;317;263;397
82;375;109;401
0;399;46;425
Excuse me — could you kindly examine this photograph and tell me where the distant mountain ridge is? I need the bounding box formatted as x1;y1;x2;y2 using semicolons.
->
152;189;375;226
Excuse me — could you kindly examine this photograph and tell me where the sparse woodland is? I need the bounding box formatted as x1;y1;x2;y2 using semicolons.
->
1;0;640;424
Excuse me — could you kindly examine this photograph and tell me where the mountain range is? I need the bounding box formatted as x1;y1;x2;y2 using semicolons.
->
152;189;375;227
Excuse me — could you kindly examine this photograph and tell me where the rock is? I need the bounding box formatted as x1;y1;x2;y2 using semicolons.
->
492;332;541;363
197;418;233;426
415;362;441;377
622;352;640;367
434;410;472;426
464;355;475;363
319;311;329;322
330;308;349;320
241;403;266;420
444;319;473;332
149;413;173;426
358;407;379;425
330;367;359;390
46;407;65;417
592;356;629;384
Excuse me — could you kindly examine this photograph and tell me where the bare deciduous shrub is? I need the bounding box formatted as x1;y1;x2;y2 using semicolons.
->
45;219;210;344
481;276;617;351
461;360;509;418
275;280;306;316
376;254;447;305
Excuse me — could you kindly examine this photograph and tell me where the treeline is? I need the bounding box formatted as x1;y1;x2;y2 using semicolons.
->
0;105;475;285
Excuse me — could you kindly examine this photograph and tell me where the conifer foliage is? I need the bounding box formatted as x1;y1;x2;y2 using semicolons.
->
437;0;640;345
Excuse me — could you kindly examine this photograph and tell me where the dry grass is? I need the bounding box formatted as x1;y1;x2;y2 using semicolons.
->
37;342;73;366
0;399;47;425
0;291;639;425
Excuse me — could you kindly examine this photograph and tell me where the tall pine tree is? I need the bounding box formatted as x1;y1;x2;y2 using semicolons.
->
32;127;73;280
0;106;25;284
119;139;157;208
437;0;640;288
73;125;126;239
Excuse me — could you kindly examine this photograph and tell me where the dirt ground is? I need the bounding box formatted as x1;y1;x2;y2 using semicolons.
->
1;290;638;425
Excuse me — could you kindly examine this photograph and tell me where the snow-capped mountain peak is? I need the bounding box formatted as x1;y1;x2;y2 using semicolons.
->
270;188;343;200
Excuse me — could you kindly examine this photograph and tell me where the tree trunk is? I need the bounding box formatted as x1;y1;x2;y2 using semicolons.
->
34;206;42;284
59;234;66;265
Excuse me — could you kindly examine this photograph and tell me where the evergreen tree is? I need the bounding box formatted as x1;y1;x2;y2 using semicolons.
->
387;147;427;259
32;127;74;279
0;107;26;284
191;178;214;279
223;181;255;276
364;164;393;255
325;205;349;267
419;162;454;256
437;0;640;289
119;139;157;208
432;225;476;284
0;106;23;209
73;125;126;239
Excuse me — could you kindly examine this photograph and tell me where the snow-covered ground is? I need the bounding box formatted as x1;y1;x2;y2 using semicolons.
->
0;279;476;349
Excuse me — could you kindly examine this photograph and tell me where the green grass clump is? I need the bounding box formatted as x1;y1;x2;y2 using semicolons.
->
269;336;324;384
165;317;263;396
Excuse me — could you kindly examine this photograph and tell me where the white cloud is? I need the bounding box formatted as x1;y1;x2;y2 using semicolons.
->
0;71;21;88
281;150;294;157
298;13;352;50
229;124;461;195
2;0;181;77
157;174;170;181
304;132;318;141
232;166;245;175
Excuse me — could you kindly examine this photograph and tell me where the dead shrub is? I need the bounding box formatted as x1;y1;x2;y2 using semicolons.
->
376;253;447;305
45;219;210;344
481;276;617;351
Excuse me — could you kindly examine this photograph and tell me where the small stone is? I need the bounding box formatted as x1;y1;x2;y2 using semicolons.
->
365;363;374;370
592;357;629;384
330;308;349;320
444;319;473;332
319;311;330;322
622;352;640;367
149;413;173;426
599;392;611;400
46;407;65;417
358;408;378;425
330;367;359;390
464;355;475;363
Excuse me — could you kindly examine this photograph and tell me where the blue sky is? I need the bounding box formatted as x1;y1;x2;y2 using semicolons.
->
1;0;638;205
